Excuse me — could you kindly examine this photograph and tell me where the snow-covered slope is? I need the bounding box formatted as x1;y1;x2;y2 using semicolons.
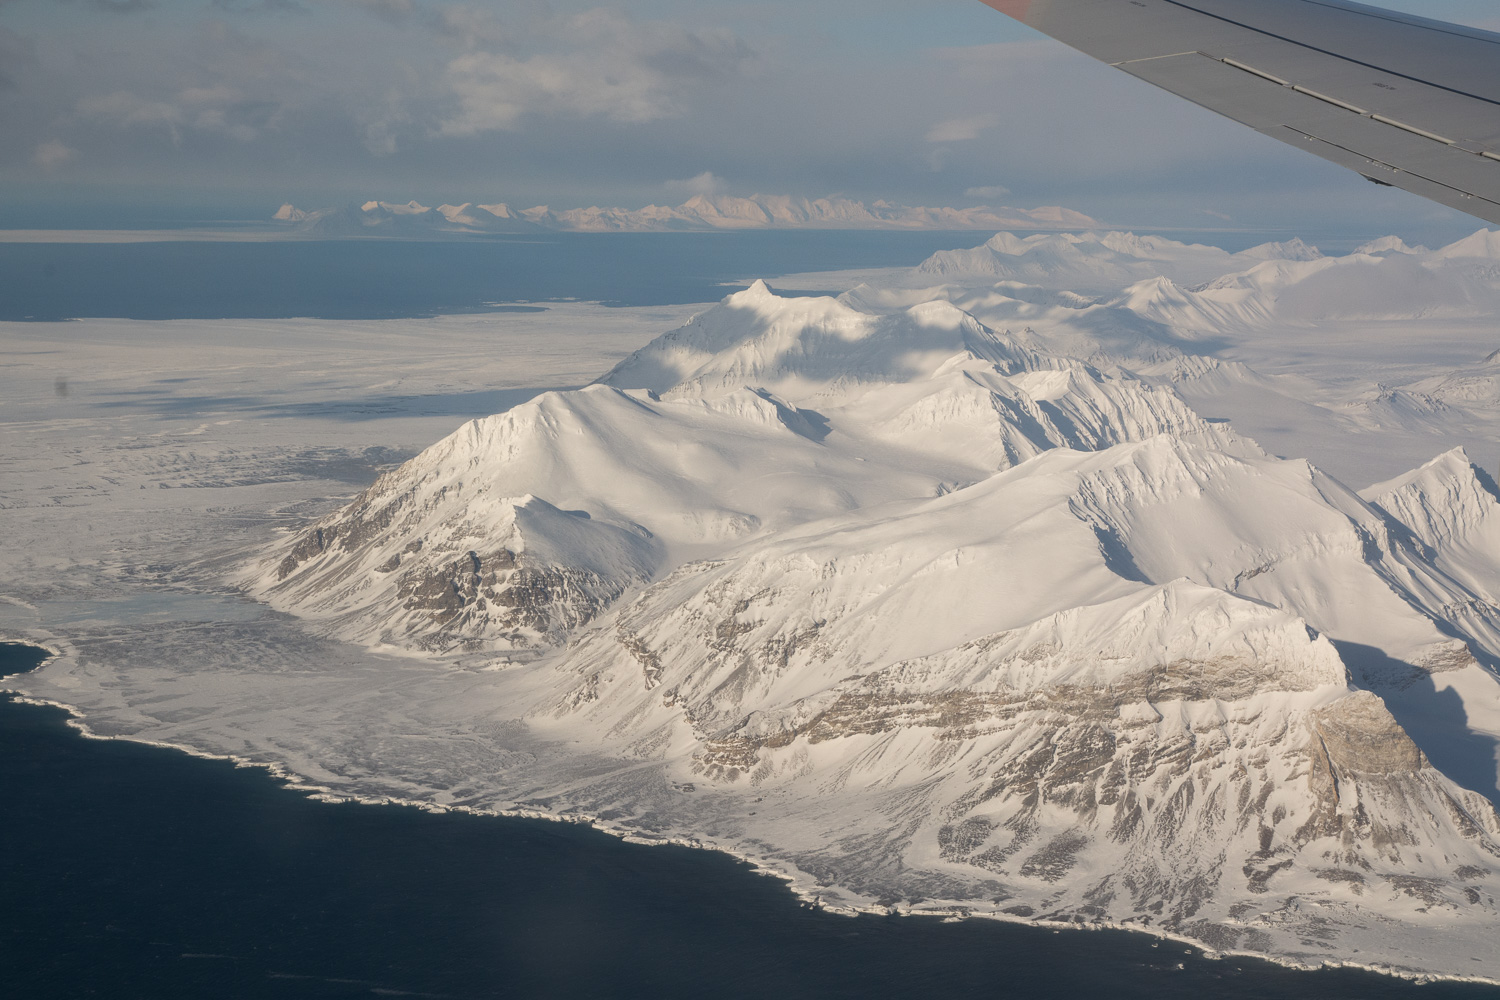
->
234;231;1500;979
260;284;1239;649
914;231;1320;292
1365;448;1500;612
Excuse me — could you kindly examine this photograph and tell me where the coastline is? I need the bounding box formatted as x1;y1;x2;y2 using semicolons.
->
5;635;1496;991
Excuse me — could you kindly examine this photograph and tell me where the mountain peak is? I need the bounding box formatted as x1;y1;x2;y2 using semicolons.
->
1239;236;1322;261
1354;235;1427;256
736;278;777;300
1434;228;1500;260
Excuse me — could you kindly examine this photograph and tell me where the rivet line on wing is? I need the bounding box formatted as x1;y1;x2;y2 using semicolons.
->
1215;57;1500;156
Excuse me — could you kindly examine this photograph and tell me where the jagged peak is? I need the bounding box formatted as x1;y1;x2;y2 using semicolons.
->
1097;230;1196;257
982;231;1039;255
1354;235;1427;256
1360;447;1500;554
1114;274;1187;304
1433;227;1500;260
735;278;778;301
903;297;979;328
1239;236;1323;261
1363;446;1480;501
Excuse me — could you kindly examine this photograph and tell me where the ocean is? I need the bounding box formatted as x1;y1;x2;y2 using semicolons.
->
0;231;972;321
0;227;1358;322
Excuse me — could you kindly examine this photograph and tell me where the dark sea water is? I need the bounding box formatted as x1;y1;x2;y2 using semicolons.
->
0;228;1340;322
0;232;976;321
3;643;1499;1000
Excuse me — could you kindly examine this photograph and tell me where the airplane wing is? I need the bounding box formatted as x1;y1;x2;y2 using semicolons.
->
979;0;1500;224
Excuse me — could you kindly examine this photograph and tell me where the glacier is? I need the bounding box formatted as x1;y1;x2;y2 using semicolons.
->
10;230;1500;981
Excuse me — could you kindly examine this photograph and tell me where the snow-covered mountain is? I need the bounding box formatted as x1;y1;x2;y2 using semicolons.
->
271;196;1098;235
913;231;1315;292
279;200;546;236
249;229;1500;977
262;283;1230;649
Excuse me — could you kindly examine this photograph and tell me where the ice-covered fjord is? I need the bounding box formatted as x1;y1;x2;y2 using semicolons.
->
12;229;1500;982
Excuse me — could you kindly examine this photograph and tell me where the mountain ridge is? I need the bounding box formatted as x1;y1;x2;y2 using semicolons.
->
271;196;1100;235
241;227;1500;979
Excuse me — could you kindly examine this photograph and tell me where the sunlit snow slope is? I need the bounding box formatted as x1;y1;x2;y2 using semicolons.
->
246;230;1500;979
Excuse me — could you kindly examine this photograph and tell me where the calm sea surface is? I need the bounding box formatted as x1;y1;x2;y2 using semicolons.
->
0;228;1359;321
0;232;970;320
3;643;1499;999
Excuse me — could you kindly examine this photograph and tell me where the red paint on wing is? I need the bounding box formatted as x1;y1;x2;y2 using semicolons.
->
978;0;1034;21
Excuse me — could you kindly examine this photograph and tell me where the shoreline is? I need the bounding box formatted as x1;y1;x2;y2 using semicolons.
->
4;635;1496;991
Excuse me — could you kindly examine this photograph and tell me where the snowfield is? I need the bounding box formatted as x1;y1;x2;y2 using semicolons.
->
10;230;1500;981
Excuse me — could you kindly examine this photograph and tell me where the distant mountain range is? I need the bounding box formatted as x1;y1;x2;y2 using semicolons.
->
271;195;1099;235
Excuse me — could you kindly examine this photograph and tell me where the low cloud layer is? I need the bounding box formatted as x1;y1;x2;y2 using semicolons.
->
925;114;998;143
438;10;754;135
33;139;74;168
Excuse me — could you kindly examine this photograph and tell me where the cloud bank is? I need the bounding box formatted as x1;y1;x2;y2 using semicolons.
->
0;0;1487;236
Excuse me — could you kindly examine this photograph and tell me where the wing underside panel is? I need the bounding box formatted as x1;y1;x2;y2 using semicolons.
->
981;0;1500;223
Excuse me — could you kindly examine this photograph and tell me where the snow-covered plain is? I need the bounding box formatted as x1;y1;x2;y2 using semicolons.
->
10;231;1500;982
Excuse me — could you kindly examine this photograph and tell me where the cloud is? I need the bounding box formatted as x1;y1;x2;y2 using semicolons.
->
73;22;308;148
80;90;186;140
33;140;75;169
438;10;755;135
924;114;998;143
665;171;726;197
212;0;307;12
352;0;416;14
0;0;1457;237
358;93;411;156
0;28;34;90
964;184;1010;200
63;0;154;11
78;84;282;143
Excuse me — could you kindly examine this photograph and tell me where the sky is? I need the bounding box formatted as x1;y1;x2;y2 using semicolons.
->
1;0;1497;237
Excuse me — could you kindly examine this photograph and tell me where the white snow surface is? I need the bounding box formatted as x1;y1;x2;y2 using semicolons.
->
11;230;1500;981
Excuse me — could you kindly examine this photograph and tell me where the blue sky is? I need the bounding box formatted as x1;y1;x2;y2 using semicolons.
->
1;0;1495;237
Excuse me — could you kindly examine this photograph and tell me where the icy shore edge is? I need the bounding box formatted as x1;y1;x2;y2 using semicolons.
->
4;638;1495;990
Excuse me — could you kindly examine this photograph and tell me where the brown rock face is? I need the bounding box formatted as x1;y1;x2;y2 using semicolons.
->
1313;691;1427;775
